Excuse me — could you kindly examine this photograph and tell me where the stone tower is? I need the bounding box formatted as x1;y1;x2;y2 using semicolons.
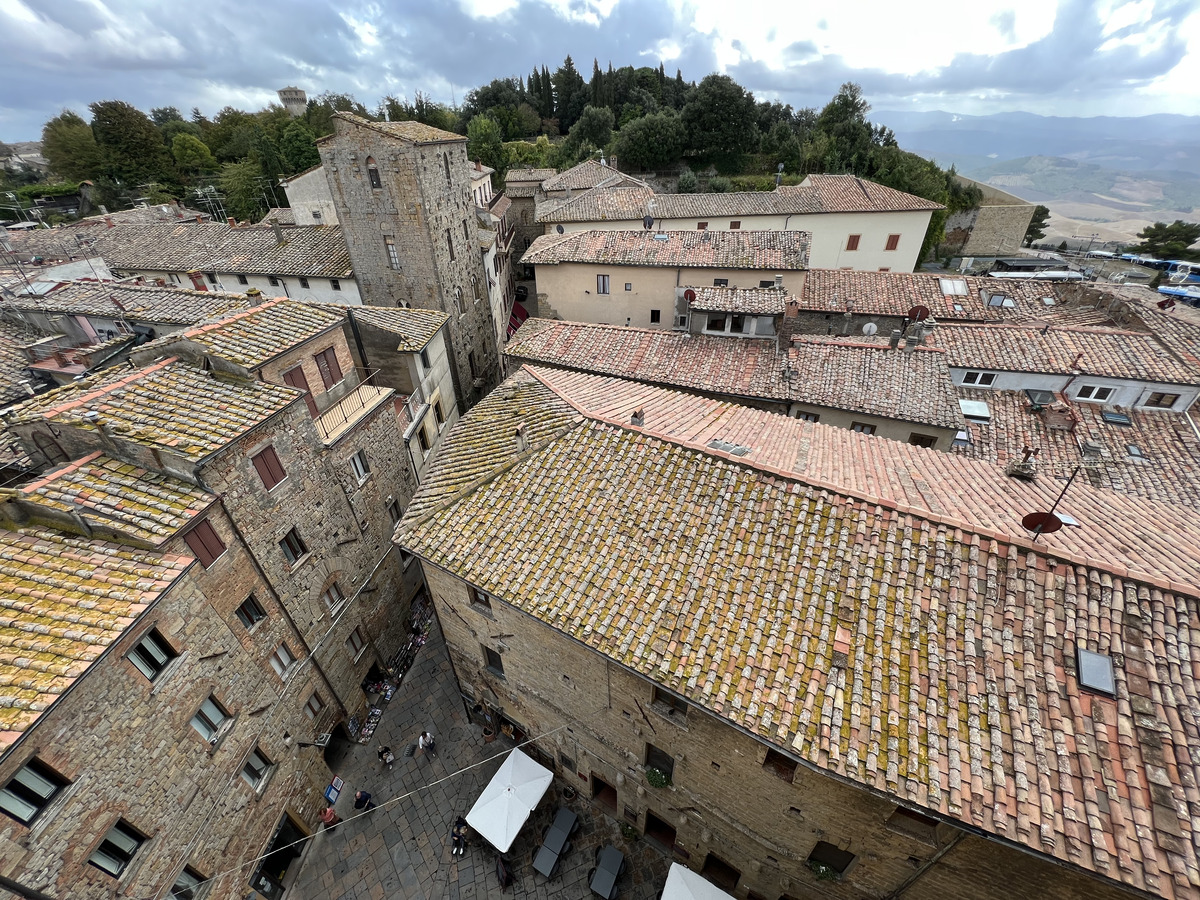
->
318;113;502;410
277;86;308;117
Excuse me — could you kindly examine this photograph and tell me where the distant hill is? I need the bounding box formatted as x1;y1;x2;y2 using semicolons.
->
875;111;1200;246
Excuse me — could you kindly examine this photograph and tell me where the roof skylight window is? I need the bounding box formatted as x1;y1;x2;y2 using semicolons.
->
1101;411;1132;426
1077;647;1116;696
939;278;968;296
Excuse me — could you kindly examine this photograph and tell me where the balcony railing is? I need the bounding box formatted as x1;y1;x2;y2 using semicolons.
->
315;368;391;442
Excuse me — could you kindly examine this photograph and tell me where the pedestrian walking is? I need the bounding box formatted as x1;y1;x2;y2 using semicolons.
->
418;730;437;758
318;806;342;828
451;816;468;855
353;790;377;811
378;745;395;770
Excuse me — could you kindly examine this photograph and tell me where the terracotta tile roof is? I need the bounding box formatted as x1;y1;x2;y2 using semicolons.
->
5;358;299;459
67;205;211;228
0;523;190;750
399;367;1200;899
536;185;656;223
259;207;296;226
333;112;464;145
799;270;1064;320
0;321;33;407
6;223;353;278
953;387;1200;508
505;320;964;429
793;173;946;212
140;299;344;370
523;229;810;270
503;184;538;198
19;452;216;545
505;168;557;184
348;306;449;352
932;323;1200;384
540;159;645;193
688;285;788;315
5;281;253;325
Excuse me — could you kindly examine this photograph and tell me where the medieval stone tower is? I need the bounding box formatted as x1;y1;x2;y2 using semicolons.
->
318;113;501;409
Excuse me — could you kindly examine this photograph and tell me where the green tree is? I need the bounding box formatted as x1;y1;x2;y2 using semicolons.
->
150;106;184;126
1024;204;1051;247
815;82;895;175
612;111;685;171
467;115;506;179
708;176;732;193
41;111;103;181
278;120;320;174
219;159;267;221
90;100;178;186
552;55;587;130
568;105;614;150
1134;220;1200;260
681;74;759;170
676;167;699;193
171;133;217;174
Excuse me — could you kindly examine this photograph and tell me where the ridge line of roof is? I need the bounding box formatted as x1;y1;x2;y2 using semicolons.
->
37;356;180;419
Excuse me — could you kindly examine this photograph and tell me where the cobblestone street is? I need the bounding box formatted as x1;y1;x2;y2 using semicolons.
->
288;616;671;900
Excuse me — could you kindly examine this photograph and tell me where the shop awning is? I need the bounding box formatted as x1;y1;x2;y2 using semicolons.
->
662;863;737;900
466;749;553;852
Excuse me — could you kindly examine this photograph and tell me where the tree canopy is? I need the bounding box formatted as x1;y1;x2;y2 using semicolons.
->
1024;205;1051;247
1134;220;1200;261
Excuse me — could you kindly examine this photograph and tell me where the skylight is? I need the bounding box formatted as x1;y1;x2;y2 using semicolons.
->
1077;647;1116;696
958;399;991;423
707;439;751;457
1101;411;1132;426
939;277;968;296
1025;389;1055;405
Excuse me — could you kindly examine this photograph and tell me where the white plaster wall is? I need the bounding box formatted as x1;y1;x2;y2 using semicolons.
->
949;367;1200;410
125;269;361;305
284;167;340;226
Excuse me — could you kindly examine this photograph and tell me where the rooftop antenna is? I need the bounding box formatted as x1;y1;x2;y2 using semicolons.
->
1020;445;1100;540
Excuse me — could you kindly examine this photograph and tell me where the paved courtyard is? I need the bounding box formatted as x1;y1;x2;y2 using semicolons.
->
288;615;671;900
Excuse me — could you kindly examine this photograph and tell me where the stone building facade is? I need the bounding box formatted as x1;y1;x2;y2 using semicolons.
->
318;114;502;411
943;178;1036;258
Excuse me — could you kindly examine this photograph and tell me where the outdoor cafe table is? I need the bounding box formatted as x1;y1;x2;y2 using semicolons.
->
590;844;624;898
533;844;559;878
544;807;577;856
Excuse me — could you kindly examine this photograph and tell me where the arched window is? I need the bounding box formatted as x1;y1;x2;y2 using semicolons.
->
443;152;451;186
366;156;381;189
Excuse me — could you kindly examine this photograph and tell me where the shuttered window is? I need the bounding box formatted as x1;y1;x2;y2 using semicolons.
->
885;233;901;251
251;446;286;489
314;347;344;390
282;365;318;417
183;521;226;568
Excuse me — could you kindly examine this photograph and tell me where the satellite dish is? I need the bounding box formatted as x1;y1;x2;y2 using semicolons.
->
1021;511;1063;535
314;732;332;748
556;224;565;234
862;323;878;336
908;305;931;322
643;215;654;230
683;288;697;303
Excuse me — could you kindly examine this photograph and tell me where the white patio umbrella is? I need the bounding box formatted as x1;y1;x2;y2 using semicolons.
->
466;749;554;852
662;863;737;900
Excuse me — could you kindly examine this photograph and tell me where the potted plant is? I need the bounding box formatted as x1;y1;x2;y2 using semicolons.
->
644;765;671;788
806;860;840;882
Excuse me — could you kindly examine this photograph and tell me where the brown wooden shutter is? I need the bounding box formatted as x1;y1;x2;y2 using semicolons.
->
283;366;319;417
185;521;226;567
252;446;286;488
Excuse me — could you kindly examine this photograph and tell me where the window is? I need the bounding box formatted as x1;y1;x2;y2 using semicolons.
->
1076;385;1114;403
170;866;207;899
1077;646;1115;695
807;841;856;876
89;820;144;877
183;520;226;568
706;313;726;332
322;581;345;615
279;528;308;565
314;347;344;390
270;643;295;678
251;446;286;490
305;692;325;720
793;410;820;422
434;401;445;425
729;220;741;229
850;422;877;434
624;282;632;291
463;220;470;243
330;279;341;291
762;748;797;780
298;276;310;289
443;151;451;185
651;687;687;719
961;371;997;387
385;237;400;270
909;433;938;448
697;222;708;230
235;595;266;629
268;276;279;287
282;366;318;418
446;229;455;261
985;292;1016;308
416;428;430;453
676;315;688;328
939;277;968;296
0;759;67;826
236;274;248;285
419;348;431;370
387;498;403;524
729;315;745;334
1145;392;1180;408
346;627;366;659
713;278;729;287
1101;410;1132;426
367;157;381;189
650;310;661;324
887;808;940;845
645;743;674;781
470;587;492;610
845;234;860;251
400;549;417;569
205;272;217;284
190;696;229;742
596;274;610;294
1127;444;1145;459
484;645;504;676
128;629;176;682
240;748;272;789
1025;388;1055;405
350;450;370;482
311;209;322;221
878;267;891;272
885;234;901;251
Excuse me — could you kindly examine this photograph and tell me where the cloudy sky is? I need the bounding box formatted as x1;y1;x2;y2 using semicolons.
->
1;0;1198;140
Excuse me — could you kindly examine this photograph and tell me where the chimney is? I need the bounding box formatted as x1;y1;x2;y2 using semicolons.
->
774;274;783;290
270;218;286;245
631;407;645;427
888;329;902;351
172;201;183;218
475;159;482;171
104;216;114;228
195;215;203;224
227;217;236;227
514;423;528;453
245;287;263;306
